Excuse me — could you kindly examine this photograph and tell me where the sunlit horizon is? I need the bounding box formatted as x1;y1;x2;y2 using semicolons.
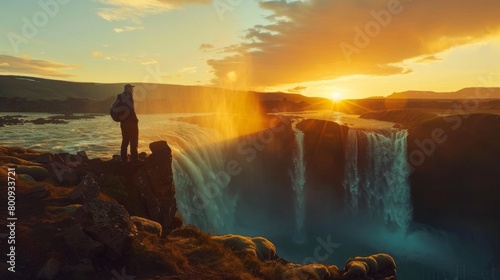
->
1;1;500;99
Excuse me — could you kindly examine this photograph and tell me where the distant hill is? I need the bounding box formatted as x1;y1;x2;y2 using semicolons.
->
0;75;331;113
387;88;500;99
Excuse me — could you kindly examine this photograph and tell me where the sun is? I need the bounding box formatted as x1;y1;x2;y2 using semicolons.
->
330;92;343;102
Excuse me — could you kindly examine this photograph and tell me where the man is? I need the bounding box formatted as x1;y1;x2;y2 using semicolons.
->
118;84;139;164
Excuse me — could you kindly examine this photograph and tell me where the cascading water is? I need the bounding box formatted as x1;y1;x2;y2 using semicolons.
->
290;121;306;243
343;128;412;231
163;121;236;234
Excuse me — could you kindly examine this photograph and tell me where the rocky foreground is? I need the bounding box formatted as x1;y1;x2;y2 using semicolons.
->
0;145;397;280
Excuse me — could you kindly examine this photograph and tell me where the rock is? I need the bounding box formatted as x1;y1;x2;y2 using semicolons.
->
57;204;82;216
348;256;378;274
60;259;95;277
0;155;32;165
76;199;137;259
18;174;37;184
28;185;50;200
30;118;68;125
48;161;78;185
77;151;88;161
371;253;396;277
252;237;277;261
34;153;53;164
131;216;162;237
17;165;50;181
343;253;396;280
145;142;174;197
211;234;277;261
112;155;122;162
149;140;171;155
138;152;147;160
282;264;331;280
342;260;368;280
68;175;100;203
36;257;61;280
169;226;201;239
133;140;177;236
64;224;104;258
327;265;341;279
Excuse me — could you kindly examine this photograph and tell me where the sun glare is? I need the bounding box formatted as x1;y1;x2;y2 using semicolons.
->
330;92;343;102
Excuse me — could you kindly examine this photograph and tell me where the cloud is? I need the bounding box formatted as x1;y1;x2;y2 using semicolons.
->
414;55;443;63
140;58;157;65
0;55;77;78
179;66;197;73
208;0;500;87
97;0;210;22
114;26;144;33
92;51;104;57
199;43;215;51
288;86;307;93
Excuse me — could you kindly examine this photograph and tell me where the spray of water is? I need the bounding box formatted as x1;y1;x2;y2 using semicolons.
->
290;120;307;243
343;128;412;231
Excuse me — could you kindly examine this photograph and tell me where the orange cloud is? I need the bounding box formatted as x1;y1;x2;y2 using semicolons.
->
97;0;210;22
208;0;500;88
0;55;77;78
199;43;215;51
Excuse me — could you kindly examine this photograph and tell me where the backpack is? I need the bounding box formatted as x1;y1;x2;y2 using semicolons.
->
110;94;128;122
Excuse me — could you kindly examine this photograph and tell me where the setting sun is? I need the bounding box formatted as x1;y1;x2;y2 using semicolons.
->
330;92;343;102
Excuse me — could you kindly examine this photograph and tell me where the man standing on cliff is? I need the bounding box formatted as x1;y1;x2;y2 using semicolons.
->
118;84;139;165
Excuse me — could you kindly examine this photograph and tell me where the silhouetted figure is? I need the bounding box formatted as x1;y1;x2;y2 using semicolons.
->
118;84;139;164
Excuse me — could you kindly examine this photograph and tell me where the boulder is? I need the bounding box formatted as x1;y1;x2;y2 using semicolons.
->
282;264;331;280
131;216;162;237
149;141;171;156
28;185;50;200
48;161;78;185
0;155;32;165
17;165;50;181
76;199;137;259
36;257;61;280
60;259;95;278
252;237;277;261
18;174;37;184
343;253;396;280
64;224;104;258
68;175;100;203
211;234;277;261
34;153;53;164
77;151;89;161
342;260;368;280
138;152;147;160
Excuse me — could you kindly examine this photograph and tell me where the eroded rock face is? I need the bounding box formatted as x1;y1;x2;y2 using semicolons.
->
76;199;137;258
133;140;178;236
408;113;500;250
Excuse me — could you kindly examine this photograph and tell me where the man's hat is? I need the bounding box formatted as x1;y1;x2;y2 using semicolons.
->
124;84;135;89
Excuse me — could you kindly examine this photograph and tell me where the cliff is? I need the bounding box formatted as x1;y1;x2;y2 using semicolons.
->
0;145;397;280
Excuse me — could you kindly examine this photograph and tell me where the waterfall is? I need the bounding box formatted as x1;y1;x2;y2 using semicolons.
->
165;122;236;234
291;121;306;243
343;129;412;231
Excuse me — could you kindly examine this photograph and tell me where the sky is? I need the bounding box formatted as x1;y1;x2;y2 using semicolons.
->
1;0;500;99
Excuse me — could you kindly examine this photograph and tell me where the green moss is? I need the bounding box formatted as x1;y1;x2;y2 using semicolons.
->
100;174;128;201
